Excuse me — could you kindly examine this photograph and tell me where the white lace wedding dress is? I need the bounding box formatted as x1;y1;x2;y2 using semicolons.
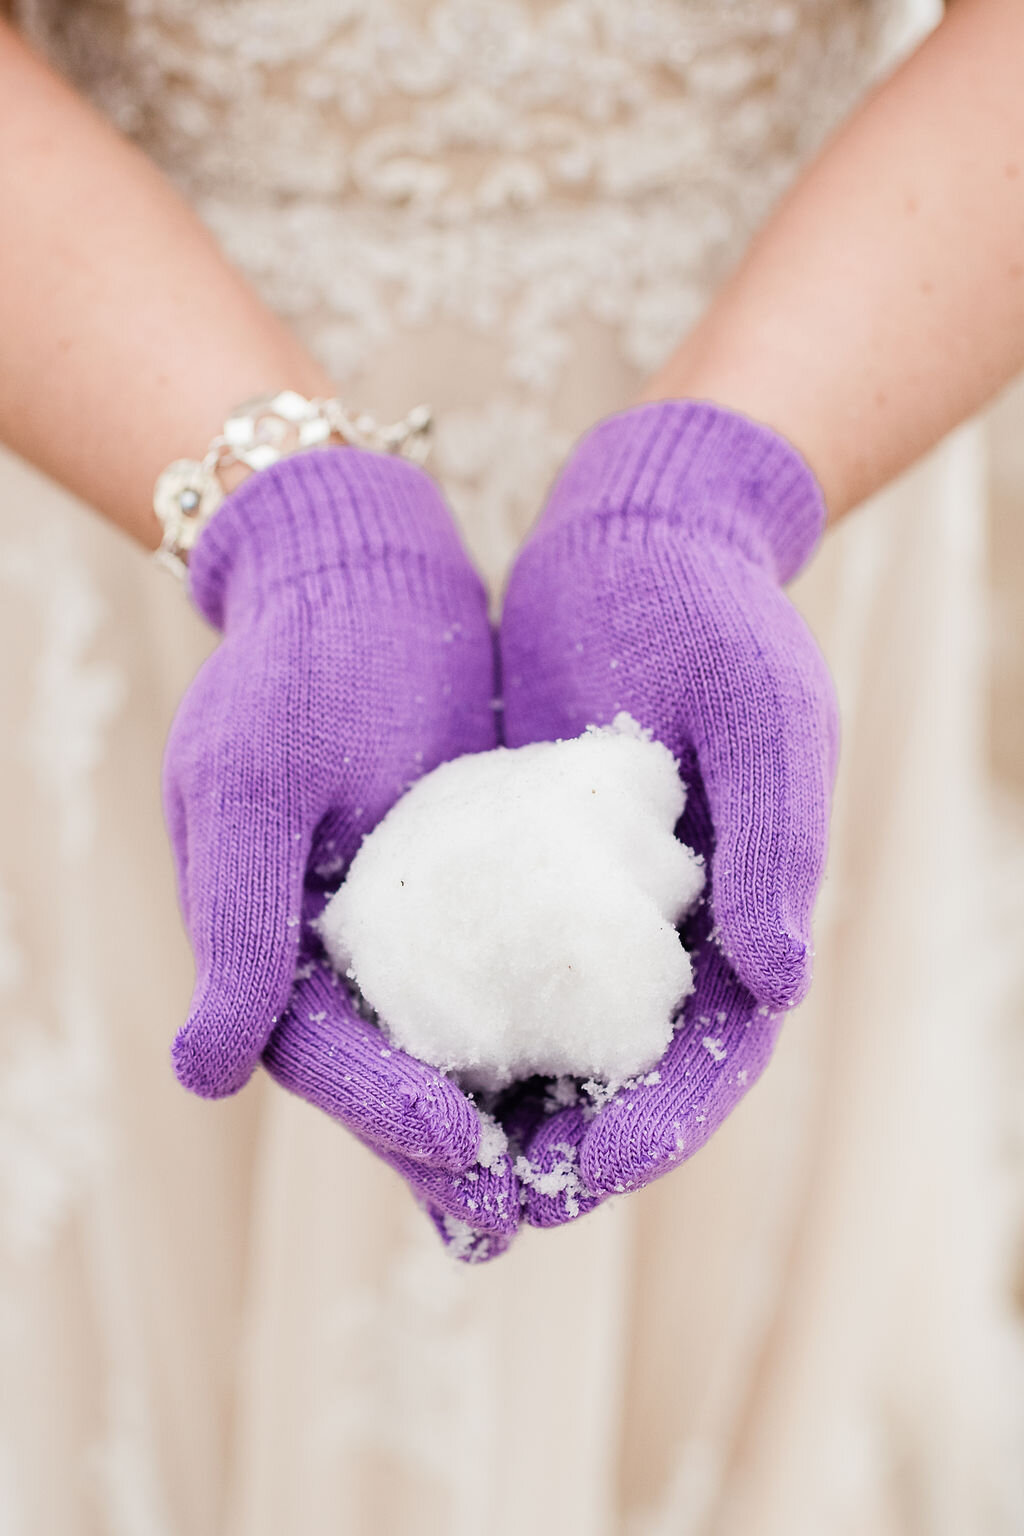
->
2;1;1023;1531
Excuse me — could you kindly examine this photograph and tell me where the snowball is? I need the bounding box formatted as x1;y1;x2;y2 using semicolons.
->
318;713;705;1091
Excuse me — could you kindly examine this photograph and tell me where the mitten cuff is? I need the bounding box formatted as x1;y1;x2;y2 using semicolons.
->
188;447;480;630
531;400;828;584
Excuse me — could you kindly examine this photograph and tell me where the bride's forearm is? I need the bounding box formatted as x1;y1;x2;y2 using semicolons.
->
0;21;333;548
641;0;1024;524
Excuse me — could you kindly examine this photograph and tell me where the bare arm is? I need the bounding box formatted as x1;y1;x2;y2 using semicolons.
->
3;1;1021;546
0;20;333;548
642;0;1024;522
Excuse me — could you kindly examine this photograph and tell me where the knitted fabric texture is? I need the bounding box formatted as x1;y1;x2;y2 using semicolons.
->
499;399;839;1223
163;447;517;1252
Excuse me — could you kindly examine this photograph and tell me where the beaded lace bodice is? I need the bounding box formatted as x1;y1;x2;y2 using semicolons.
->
18;0;936;580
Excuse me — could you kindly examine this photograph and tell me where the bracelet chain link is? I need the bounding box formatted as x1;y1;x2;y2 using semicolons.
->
153;390;433;578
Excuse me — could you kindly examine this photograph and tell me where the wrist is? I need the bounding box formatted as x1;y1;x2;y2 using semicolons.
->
188;447;483;631
153;391;432;577
637;328;845;524
532;399;828;584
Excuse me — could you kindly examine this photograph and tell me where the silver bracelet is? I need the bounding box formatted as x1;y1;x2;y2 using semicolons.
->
152;390;433;578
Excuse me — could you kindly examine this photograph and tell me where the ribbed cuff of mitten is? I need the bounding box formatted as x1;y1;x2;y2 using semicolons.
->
532;400;828;584
188;447;480;630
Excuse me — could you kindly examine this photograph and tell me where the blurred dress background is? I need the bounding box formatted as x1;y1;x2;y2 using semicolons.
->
2;0;1024;1531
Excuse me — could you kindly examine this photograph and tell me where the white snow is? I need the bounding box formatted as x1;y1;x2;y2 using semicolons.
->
514;1146;586;1218
475;1111;509;1172
440;1215;486;1262
318;713;705;1091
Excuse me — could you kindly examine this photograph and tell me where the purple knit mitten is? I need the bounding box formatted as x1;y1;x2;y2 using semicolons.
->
499;400;838;1222
164;447;518;1256
262;958;519;1260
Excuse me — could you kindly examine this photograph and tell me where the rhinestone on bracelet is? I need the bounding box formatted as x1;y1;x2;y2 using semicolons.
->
153;391;433;577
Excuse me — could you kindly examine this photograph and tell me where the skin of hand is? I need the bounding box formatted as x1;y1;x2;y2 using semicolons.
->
0;20;334;541
1;0;1021;546
640;0;1024;521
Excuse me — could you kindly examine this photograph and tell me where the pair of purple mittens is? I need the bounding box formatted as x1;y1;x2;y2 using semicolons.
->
164;400;838;1261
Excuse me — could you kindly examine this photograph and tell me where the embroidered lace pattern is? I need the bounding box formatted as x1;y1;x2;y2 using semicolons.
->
16;0;930;581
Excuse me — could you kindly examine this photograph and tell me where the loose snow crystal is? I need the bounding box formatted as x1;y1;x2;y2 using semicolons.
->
318;713;705;1091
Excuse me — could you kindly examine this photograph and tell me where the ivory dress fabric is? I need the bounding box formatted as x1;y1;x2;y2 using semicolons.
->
2;1;1024;1531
